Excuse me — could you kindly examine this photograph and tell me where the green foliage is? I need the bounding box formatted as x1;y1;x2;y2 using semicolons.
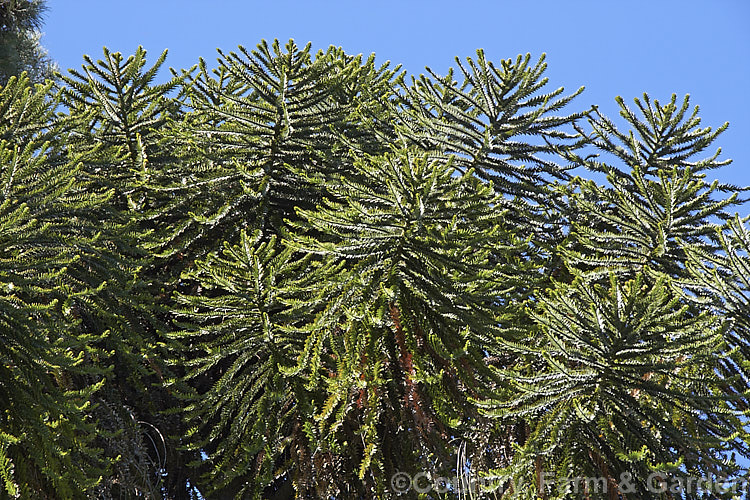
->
398;51;585;199
0;41;748;499
562;94;741;281
685;215;750;411
0;74;109;496
289;149;522;495
481;272;746;498
58;46;183;209
395;51;589;251
57;47;198;497
0;0;55;85
157;40;399;267
171;230;337;498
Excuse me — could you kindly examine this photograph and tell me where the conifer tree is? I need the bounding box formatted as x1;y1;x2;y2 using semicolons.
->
475;94;750;499
0;73;109;497
562;94;741;281
291;149;525;495
396;51;587;246
481;271;745;498
0;0;54;85
159;40;399;265
686;215;750;408
1;39;748;499
170;230;341;498
57;48;198;497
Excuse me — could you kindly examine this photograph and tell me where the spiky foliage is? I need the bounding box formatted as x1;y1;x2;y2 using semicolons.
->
284;149;539;496
170;230;341;498
57;46;183;210
480;271;747;498
168;146;529;497
0;74;108;497
563;94;741;281
3;39;749;499
154;42;399;497
685;215;750;408
158;40;399;266
0;0;55;85
399;52;585;199
465;94;750;499
394;51;588;256
57;48;200;497
164;46;750;498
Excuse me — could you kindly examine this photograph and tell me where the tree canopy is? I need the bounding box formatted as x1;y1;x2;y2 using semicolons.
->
0;40;748;499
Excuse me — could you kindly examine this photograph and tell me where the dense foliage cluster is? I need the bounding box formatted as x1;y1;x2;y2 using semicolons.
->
1;40;749;499
0;0;54;85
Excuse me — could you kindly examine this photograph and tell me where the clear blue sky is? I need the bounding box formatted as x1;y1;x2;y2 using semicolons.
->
43;1;750;194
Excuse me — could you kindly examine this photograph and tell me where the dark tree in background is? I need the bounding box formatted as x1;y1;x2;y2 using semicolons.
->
0;0;54;84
